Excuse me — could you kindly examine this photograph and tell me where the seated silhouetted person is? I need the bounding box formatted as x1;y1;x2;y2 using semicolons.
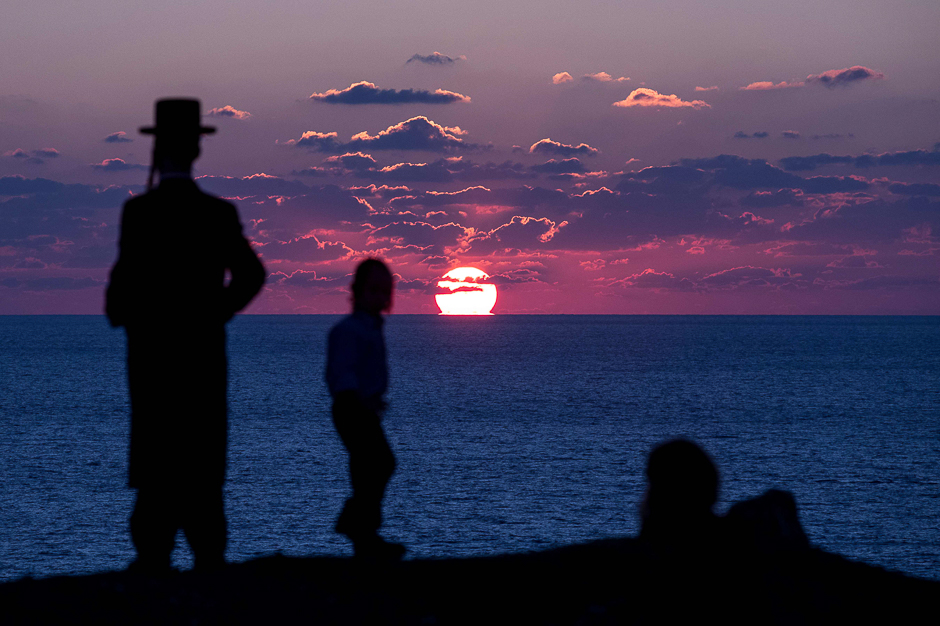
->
106;99;265;572
640;439;721;549
726;489;810;553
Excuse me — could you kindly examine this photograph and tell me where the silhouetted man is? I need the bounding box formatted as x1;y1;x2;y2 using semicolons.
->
106;99;265;572
326;259;405;559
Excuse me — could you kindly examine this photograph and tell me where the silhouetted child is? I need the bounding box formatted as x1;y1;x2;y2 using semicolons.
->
326;259;405;560
107;99;265;573
640;438;721;548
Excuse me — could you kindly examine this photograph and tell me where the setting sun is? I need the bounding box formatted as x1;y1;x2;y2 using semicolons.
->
435;267;497;315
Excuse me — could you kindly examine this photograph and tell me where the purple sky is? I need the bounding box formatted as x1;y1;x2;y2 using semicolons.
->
2;0;939;314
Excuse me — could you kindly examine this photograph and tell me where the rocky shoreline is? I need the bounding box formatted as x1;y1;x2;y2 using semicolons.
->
2;537;936;625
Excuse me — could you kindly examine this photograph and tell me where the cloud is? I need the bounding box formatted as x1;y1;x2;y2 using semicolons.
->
488;268;544;285
806;66;884;88
0;175;65;194
387;185;570;215
310;81;470;105
104;132;133;143
269;234;354;263
740;189;805;208
582;72;629;82
33;149;59;158
15;277;105;292
678;154;869;193
207;105;251;120
91;158;147;172
699;266;794;288
529;138;599;157
4;149;29;159
347;117;479;152
779;148;940;172
0;176;134;246
467;216;567;253
733;131;769;139
367;221;470;251
695;86;719;92
827;275;940;290
363;158;535;183
283;131;343;152
762;242;855;257
677;155;764;170
781;130;801;139
812;133;853;140
323;152;378;171
612;88;710;109
271;269;345;289
611;268;695;291
887;182;940;196
287;117;480;153
552;72;574;84
740;81;804;91
406;52;463;65
530;158;586;174
779;153;855;172
782;196;940;243
63;244;118;268
290;167;330;177
245;185;376;236
196;173;312;197
826;255;882;269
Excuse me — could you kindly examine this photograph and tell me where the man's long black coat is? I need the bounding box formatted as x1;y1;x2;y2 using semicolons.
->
106;179;265;488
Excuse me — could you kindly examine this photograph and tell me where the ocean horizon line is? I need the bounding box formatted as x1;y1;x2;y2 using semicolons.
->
2;313;938;318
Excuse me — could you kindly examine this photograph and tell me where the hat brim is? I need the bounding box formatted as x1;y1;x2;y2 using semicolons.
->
140;126;216;135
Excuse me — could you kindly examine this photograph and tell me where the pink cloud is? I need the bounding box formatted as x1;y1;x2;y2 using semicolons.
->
741;81;805;91
529;138;599;157
582;72;629;83
207;105;251;120
468;216;568;253
552;72;574;84
310;81;470;104
348;116;478;151
612;268;695;291
612;88;710;109
695;86;719;92
700;266;794;288
826;256;883;268
104;131;133;143
91;158;146;171
806;66;884;88
280;131;341;150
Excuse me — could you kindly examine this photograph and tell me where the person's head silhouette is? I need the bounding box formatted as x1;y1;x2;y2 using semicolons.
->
641;439;719;541
351;258;393;315
140;98;216;189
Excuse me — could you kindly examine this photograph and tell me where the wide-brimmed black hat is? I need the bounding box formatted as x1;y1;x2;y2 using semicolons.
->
139;98;216;136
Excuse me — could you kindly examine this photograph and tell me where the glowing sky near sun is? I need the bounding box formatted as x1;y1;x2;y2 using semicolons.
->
1;1;939;314
436;267;497;315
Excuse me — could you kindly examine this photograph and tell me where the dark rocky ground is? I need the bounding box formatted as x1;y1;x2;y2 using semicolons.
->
2;537;936;625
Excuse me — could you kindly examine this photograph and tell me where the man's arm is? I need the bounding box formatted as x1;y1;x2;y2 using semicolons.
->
105;203;133;328
222;205;266;320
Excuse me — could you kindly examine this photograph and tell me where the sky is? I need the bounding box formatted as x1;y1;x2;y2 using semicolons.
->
2;0;939;314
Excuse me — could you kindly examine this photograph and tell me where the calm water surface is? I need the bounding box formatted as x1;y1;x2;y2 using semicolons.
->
0;315;938;581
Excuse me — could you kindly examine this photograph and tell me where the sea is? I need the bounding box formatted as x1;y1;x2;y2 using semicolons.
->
1;315;938;582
